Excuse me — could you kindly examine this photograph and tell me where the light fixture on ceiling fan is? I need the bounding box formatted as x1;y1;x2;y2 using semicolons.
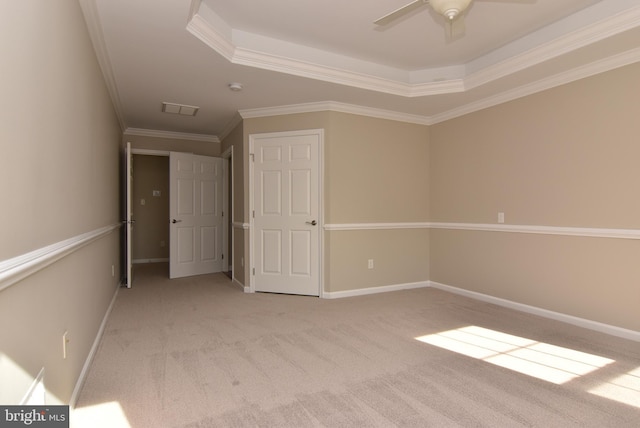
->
374;0;521;38
430;0;473;21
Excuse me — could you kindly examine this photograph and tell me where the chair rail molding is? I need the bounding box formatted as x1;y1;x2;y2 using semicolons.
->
0;224;121;292
323;222;640;239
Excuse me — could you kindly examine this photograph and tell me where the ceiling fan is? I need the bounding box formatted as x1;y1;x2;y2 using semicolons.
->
374;0;518;38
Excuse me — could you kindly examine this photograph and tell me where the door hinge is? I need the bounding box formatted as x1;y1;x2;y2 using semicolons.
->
252;210;255;218
221;254;224;260
252;268;255;275
250;153;255;162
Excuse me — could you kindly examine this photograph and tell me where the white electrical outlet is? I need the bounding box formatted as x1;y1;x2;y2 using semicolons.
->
368;259;374;269
498;212;505;224
62;331;69;359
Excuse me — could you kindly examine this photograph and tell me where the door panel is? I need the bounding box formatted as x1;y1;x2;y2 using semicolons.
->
170;153;223;278
251;130;321;296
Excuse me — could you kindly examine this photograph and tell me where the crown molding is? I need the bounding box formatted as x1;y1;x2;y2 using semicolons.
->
78;0;127;131
430;46;640;124
124;127;220;143
188;1;640;99
237;46;640;127
464;4;640;92
217;113;243;142
239;101;433;125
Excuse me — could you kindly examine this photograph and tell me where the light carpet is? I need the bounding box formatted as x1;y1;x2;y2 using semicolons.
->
74;263;640;427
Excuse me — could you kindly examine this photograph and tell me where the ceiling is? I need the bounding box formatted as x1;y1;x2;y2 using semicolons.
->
80;0;640;142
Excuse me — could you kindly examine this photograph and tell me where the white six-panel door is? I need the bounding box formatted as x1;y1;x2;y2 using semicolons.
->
170;152;223;279
251;130;322;296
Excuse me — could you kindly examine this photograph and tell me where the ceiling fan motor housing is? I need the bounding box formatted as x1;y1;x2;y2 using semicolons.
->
430;0;473;20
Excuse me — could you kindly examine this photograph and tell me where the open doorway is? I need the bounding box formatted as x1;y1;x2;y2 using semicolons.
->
125;148;231;285
131;154;170;265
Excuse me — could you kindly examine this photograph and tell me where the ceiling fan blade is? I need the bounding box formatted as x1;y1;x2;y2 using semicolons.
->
374;0;429;26
448;15;466;38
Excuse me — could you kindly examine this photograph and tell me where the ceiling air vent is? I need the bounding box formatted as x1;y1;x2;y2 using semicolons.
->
162;102;199;116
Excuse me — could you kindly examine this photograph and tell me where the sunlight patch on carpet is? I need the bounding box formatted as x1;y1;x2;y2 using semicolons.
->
589;366;640;408
415;326;614;385
73;401;131;428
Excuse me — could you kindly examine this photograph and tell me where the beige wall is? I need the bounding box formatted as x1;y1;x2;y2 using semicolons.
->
0;0;121;404
325;113;430;292
429;62;640;331
327;112;429;224
242;112;431;293
234;64;640;332
132;155;170;261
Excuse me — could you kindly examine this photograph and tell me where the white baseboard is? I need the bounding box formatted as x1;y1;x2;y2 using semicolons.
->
230;277;249;293
323;281;429;299
132;258;169;264
429;281;640;342
69;282;120;408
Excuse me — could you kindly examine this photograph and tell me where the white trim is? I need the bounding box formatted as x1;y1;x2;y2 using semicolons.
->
429;281;640;343
132;258;169;264
218;113;243;142
20;367;45;405
463;8;640;92
70;282;120;408
78;0;126;131
431;47;640;125
239;101;432;126
323;281;429;299
233;222;250;230
324;222;430;231
230;278;251;294
429;222;640;240
187;1;640;97
0;224;121;292
323;221;640;240
124;127;219;143
221;147;232;275
131;148;171;157
235;45;640;128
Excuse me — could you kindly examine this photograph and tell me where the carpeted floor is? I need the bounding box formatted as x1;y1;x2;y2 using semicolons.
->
74;263;640;427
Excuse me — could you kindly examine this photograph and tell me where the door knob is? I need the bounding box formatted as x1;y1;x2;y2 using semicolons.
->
172;219;182;224
306;220;317;226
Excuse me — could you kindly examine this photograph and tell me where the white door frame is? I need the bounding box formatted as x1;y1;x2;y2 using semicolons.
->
222;146;234;280
125;142;133;288
248;129;324;296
